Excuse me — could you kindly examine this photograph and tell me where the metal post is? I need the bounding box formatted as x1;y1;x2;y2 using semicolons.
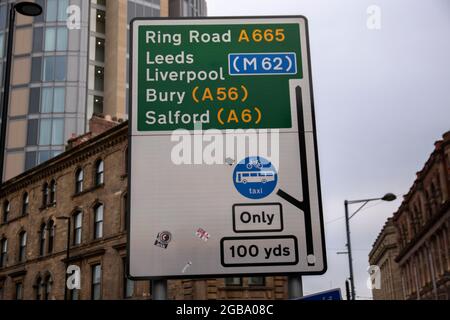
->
152;279;167;300
288;275;303;299
345;279;351;300
0;4;16;183
344;200;356;300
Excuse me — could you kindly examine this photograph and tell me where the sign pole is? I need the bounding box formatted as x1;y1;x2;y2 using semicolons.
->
288;275;303;299
152;279;167;300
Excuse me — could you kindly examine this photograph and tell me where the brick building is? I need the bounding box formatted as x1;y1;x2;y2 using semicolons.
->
391;131;450;300
368;218;403;300
0;115;288;300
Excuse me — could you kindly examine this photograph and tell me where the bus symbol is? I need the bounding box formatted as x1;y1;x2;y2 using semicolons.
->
235;171;276;184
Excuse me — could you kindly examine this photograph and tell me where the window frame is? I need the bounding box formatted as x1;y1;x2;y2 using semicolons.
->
18;231;27;263
225;277;242;286
47;220;55;254
39;223;46;256
15;282;23;300
0;238;7;268
94;204;104;239
248;277;265;286
43;275;52;300
75;168;84;194
73;211;82;245
34;277;43;300
42;183;49;207
49;180;56;204
2;200;9;224
91;264;102;300
22;192;29;216
95;159;104;186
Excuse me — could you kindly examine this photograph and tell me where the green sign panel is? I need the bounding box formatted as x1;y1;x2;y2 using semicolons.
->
136;23;303;131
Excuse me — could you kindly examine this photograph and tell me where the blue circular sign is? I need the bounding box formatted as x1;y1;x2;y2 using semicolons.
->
233;156;278;199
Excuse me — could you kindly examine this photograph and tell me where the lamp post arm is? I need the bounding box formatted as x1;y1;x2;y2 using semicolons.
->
348;200;371;220
346;197;383;205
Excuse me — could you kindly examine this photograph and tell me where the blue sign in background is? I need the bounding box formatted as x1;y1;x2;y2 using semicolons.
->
294;289;342;301
233;156;278;199
229;52;297;75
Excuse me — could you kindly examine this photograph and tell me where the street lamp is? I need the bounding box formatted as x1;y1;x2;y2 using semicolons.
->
344;193;396;300
56;216;71;300
0;2;42;182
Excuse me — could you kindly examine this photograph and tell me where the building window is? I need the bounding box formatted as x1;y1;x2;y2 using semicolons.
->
75;168;84;194
95;10;106;34
95;38;105;62
42;183;49;206
46;0;68;22
95;160;104;186
94;66;104;91
70;287;79;300
91;264;102;300
38;151;52;165
43;56;67;81
19;232;27;262
27;119;39;145
32;27;43;52
44;275;52;300
44;27;68;51
22;193;29;216
73;211;82;245
39;223;46;256
39;118;64;146
49;180;56;204
15;282;23;300
93;95;103;114
47;220;55;254
0;238;7;268
31;57;42;82
94;204;104;239
35;277;43;300
248;277;265;286
225;277;242;286
2;201;9;224
41;87;65;113
25;152;38;171
123;258;134;298
29;88;41;114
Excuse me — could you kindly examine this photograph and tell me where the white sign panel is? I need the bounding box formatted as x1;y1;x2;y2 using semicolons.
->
128;16;327;279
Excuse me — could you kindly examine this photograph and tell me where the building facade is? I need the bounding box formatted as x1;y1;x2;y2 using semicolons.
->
169;0;207;17
368;218;403;300
1;0;204;181
0;115;287;300
392;131;450;300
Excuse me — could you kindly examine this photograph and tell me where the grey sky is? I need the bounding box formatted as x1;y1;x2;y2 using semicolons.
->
207;0;450;299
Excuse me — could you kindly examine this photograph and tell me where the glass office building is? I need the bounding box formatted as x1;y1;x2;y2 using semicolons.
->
0;0;170;180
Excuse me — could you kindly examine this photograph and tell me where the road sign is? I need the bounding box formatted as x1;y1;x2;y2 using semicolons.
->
294;288;342;301
128;16;326;279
